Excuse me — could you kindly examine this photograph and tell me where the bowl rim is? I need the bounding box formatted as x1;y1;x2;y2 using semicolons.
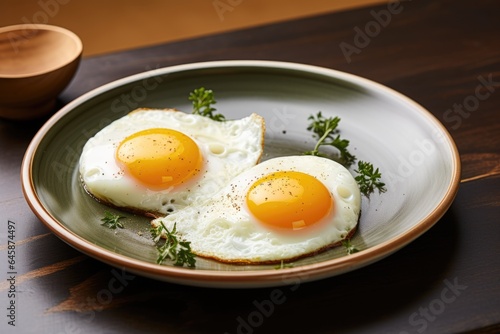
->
0;24;83;79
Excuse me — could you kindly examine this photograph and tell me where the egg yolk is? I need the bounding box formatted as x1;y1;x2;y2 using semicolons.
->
116;128;203;189
246;171;333;230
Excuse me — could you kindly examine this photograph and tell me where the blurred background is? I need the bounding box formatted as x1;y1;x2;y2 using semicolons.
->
1;0;384;56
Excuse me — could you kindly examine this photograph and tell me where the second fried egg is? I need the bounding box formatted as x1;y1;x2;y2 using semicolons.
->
151;155;361;264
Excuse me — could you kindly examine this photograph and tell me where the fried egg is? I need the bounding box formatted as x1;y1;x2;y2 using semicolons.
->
79;108;265;216
151;155;361;264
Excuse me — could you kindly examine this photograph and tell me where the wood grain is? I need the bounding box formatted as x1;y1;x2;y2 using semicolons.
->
0;256;86;292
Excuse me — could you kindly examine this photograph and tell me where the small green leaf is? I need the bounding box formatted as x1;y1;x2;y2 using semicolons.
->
274;260;294;269
354;161;387;197
101;211;125;229
342;239;359;255
305;112;356;166
151;222;196;268
189;87;225;122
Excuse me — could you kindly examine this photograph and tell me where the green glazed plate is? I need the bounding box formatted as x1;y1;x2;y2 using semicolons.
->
21;60;461;288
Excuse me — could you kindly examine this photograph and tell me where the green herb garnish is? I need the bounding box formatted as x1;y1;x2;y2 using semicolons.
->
274;260;294;270
354;161;387;197
151;222;196;267
101;211;125;229
342;239;359;255
189;87;225;122
305;111;386;196
305;112;356;167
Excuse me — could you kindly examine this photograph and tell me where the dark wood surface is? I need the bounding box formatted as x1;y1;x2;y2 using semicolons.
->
1;0;499;333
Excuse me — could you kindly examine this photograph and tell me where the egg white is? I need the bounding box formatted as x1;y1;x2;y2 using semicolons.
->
79;108;265;216
151;155;361;264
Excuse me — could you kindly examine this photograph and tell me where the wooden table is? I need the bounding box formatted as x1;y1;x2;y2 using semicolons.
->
1;0;499;333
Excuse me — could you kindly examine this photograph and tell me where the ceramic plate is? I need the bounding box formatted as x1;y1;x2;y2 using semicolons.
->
21;60;460;288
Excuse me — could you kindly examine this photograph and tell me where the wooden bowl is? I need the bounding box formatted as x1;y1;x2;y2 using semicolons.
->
0;24;82;120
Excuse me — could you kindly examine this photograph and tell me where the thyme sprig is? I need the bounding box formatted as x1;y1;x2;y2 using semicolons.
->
341;239;359;255
151;222;196;268
305;111;386;196
101;211;125;229
354;161;387;197
189;87;225;122
305;112;356;167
